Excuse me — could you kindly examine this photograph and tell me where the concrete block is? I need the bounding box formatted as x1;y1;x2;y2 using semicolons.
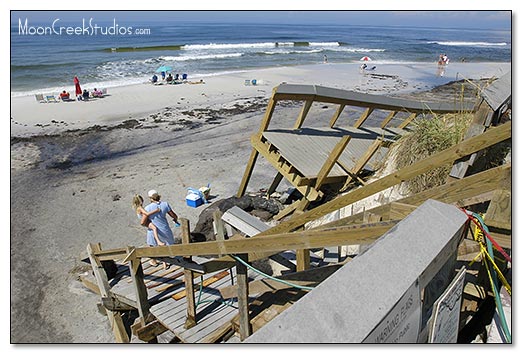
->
246;200;467;343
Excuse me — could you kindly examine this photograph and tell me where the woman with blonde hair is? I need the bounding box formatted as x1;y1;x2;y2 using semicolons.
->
132;194;165;247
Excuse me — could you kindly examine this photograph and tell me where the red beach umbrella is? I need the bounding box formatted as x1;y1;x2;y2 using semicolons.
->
74;76;82;95
360;56;372;61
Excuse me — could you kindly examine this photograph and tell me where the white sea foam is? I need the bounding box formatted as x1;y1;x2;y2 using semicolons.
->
330;47;386;53
183;42;276;50
309;42;340;47
428;41;508;47
159;53;243;61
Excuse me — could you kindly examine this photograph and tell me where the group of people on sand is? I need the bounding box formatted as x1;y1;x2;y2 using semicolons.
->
65;76;104;101
150;72;205;85
132;189;181;268
151;72;187;84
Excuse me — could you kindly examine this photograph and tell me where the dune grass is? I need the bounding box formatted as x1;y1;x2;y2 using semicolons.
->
394;111;473;194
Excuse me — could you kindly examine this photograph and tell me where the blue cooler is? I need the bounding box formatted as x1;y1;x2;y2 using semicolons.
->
186;193;203;208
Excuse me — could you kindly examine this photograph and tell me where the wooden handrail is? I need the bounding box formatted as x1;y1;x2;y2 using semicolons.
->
273;84;475;113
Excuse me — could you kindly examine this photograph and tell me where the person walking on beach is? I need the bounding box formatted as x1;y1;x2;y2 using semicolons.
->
323;54;328;63
141;189;181;265
132;194;165;248
73;76;82;100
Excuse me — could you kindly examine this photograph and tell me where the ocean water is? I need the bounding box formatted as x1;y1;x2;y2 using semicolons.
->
10;19;511;96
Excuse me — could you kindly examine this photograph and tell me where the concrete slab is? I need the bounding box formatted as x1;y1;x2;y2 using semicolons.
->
246;199;467;343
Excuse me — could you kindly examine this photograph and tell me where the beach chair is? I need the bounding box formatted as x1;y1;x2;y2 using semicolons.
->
35;94;46;103
45;95;58;103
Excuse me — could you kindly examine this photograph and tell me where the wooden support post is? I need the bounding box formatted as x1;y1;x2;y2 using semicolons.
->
213;210;226;241
353;107;374;128
296;248;311;272
293;100;314;129
398;112;418;129
267;172;284;196
484;189;511;230
237;148;259;197
380;110;398;129
315;135;352;188
274;199;302;221
127;246;151;327
181;219;197;329
236;254;252;341
341;138;383;191
87;243;130;343
257;93;278;133
250;135;322;202
329;104;346;128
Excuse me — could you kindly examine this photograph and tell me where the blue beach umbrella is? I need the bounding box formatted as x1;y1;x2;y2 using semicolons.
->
155;65;173;73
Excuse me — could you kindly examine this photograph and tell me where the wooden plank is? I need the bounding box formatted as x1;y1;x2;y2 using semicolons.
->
79;274;101;295
257;93;278;133
135;220;398;260
135;320;168;342
267;172;284;196
87;243;130;343
380;110;398;128
181;219;196;329
388;202;418;220
182;304;237;343
199;321;233;343
293;100;313;129
341;138;382;189
484;189;511;230
274;199;301;221
172;271;230;300
314;135;351;188
127;246;152;327
273;84;474;113
329;104;346;127
237;149;259;197
353;107;374;128
236;254;252;340
220;264;342;299
398;112;418;129
296;248;311;272
150;271;184;290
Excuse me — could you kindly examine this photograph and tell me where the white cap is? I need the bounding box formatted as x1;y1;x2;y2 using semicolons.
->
148;189;158;197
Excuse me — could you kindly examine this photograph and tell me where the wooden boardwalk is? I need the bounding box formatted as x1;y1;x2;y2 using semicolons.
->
82;255;264;343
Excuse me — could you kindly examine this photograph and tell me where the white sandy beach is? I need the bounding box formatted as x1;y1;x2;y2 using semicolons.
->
11;62;509;137
10;61;510;343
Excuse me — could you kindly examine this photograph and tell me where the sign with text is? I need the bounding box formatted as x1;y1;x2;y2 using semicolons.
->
428;266;467;343
364;281;421;343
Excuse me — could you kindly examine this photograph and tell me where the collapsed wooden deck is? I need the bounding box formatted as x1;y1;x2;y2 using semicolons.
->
83;79;511;343
237;84;475;218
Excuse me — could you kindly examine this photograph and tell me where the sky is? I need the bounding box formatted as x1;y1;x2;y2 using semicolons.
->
10;10;512;30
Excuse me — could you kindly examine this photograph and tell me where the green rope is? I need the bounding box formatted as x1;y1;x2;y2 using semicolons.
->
231;254;315;291
471;212;511;342
195;276;235;309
